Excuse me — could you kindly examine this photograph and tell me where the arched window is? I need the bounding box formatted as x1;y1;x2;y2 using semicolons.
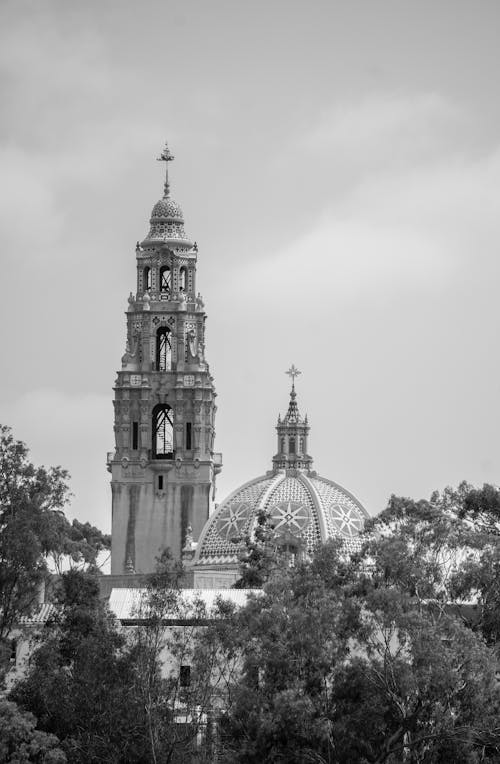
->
156;327;172;371
152;404;174;459
280;437;285;453
160;266;171;293
179;266;187;292
299;437;304;453
143;266;151;291
289;437;296;454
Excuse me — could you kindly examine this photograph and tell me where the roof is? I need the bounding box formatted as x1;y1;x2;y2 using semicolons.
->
108;588;260;622
194;469;369;567
18;603;56;625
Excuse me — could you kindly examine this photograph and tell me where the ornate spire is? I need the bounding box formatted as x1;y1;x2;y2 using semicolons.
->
157;141;175;198
143;142;193;247
284;365;302;424
286;364;301;389
272;365;312;472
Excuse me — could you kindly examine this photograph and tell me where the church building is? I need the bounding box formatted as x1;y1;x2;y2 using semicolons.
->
108;145;368;586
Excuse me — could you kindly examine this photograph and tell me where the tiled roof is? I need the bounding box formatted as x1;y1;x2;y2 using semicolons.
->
195;470;369;566
18;603;56;625
108;588;260;622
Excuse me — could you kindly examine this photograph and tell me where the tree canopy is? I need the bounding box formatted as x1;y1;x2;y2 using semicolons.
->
209;484;500;763
4;429;500;764
0;425;110;651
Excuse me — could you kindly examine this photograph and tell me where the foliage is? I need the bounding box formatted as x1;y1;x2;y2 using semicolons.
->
0;699;66;763
129;550;221;763
0;425;71;644
0;425;110;682
48;518;111;575
8;468;500;762
234;509;283;588
211;487;500;763
10;570;148;764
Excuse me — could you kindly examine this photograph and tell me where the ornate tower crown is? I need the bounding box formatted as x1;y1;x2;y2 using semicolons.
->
272;366;312;473
142;142;193;248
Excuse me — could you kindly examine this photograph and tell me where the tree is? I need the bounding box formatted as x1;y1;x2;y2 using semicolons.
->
234;509;287;588
47;517;111;575
11;570;148;763
215;541;367;763
0;699;66;763
0;425;111;684
211;487;500;763
365;483;500;644
0;425;71;644
130;550;225;763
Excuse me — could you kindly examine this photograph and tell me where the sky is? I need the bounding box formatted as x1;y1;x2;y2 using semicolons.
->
1;0;500;534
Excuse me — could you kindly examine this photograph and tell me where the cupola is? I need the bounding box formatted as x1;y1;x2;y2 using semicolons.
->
141;143;194;248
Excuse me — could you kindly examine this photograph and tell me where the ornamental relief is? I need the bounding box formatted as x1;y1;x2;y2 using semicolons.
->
267;501;312;535
215;502;252;541
326;503;364;538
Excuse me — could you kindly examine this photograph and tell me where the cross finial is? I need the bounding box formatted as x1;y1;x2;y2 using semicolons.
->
156;141;175;197
285;364;301;390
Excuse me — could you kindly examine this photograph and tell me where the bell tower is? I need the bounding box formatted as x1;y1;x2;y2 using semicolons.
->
108;143;222;574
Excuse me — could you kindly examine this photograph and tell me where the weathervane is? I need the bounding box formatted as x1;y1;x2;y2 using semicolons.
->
285;364;301;391
157;141;175;197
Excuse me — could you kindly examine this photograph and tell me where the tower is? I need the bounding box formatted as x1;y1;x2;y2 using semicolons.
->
108;144;222;575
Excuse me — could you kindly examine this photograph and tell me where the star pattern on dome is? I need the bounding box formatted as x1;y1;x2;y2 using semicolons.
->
268;501;311;534
327;503;364;538
215;502;252;540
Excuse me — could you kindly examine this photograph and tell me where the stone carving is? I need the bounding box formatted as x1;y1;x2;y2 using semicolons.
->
197;339;205;364
121;330;141;371
186;328;197;362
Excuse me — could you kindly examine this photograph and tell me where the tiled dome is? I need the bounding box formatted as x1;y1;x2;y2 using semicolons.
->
151;197;184;220
194;469;369;567
194;371;369;574
143;194;191;245
142;142;193;247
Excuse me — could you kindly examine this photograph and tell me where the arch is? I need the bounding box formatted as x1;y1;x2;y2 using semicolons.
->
143;266;151;291
160;265;171;294
289;437;296;455
280;436;285;453
156;327;172;371
152;404;174;459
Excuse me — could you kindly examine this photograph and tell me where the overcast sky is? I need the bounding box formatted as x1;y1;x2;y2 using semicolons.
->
1;0;500;533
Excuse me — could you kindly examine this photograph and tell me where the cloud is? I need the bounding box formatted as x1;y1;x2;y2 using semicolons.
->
0;148;63;251
297;93;465;170
239;97;500;308
0;389;112;530
231;215;453;308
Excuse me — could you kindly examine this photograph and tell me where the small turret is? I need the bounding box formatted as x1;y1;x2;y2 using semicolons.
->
272;365;312;472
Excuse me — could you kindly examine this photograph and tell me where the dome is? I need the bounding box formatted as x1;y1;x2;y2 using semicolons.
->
143;194;191;244
194;368;369;572
151;197;184;220
194;470;369;568
142;143;193;246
